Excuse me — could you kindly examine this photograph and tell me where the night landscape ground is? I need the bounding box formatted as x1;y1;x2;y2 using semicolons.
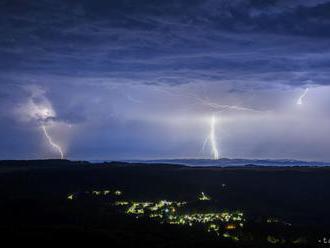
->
1;160;330;247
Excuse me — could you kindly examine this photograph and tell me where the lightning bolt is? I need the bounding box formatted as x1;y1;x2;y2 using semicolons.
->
151;86;267;160
41;125;64;159
152;86;264;113
297;88;309;105
209;115;219;160
192;95;263;113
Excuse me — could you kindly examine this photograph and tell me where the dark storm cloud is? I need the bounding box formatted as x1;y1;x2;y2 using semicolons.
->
1;0;330;87
1;0;330;160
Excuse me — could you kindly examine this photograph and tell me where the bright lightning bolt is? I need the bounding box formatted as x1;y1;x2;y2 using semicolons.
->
151;85;267;159
209;115;219;160
152;86;264;113
17;86;68;159
193;95;263;113
41;125;64;159
297;88;309;105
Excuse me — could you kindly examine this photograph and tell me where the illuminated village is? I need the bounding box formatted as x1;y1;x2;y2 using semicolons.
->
66;189;306;244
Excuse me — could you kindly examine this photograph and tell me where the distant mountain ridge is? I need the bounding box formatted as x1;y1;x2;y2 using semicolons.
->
123;158;330;167
6;158;328;168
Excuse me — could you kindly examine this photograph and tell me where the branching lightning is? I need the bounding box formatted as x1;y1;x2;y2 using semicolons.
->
297;88;309;105
151;86;268;160
17;86;67;159
202;114;220;160
209;115;219;160
152;86;264;113
41;125;64;159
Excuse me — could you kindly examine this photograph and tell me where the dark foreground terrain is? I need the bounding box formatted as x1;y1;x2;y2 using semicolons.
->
0;160;330;247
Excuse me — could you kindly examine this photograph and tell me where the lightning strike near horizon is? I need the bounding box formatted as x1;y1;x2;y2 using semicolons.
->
151;86;267;160
19;88;66;160
297;88;309;105
41;125;64;159
209;115;219;160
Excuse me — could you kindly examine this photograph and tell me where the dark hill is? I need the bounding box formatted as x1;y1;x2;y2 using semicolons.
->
0;160;329;247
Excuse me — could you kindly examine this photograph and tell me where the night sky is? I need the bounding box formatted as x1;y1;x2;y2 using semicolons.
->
1;0;330;160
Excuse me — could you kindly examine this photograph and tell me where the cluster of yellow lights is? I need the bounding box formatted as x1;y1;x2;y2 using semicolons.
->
166;212;244;228
223;232;239;241
125;200;186;215
67;189;123;199
198;192;211;201
115;201;129;206
91;190;122;196
66;189;303;244
114;190;122;196
67;190;248;242
118;195;245;240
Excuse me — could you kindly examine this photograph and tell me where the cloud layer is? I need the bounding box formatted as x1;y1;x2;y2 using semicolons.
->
1;0;330;160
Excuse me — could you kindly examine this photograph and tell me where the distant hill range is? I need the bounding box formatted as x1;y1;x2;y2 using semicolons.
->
122;158;330;167
1;158;330;168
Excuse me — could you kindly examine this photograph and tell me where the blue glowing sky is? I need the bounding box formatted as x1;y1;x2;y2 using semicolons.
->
1;0;330;160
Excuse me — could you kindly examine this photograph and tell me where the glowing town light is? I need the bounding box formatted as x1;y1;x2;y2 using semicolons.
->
67;194;74;200
209;115;219;160
114;190;122;196
225;224;237;230
199;192;211;201
41;125;64;159
297;88;309;105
